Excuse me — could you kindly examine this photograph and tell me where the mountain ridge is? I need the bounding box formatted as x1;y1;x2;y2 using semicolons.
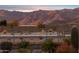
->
0;8;79;25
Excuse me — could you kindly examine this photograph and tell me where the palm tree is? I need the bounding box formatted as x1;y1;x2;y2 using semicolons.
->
17;41;30;53
42;39;57;53
37;23;48;40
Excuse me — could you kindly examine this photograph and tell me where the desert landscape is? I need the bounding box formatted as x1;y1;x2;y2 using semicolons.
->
0;5;79;53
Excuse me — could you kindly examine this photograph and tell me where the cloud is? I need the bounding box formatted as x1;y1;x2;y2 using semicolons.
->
0;5;79;12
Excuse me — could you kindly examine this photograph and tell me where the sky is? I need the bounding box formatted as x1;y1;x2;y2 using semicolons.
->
0;5;79;12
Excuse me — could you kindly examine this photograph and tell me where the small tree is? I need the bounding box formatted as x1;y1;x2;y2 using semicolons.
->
71;27;78;52
0;20;7;26
56;39;75;53
18;41;30;49
7;20;18;27
64;38;72;45
17;41;30;52
7;20;18;33
37;23;45;31
42;39;57;53
0;42;13;53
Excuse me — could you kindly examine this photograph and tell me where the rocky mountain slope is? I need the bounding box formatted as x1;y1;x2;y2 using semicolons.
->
0;8;79;25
